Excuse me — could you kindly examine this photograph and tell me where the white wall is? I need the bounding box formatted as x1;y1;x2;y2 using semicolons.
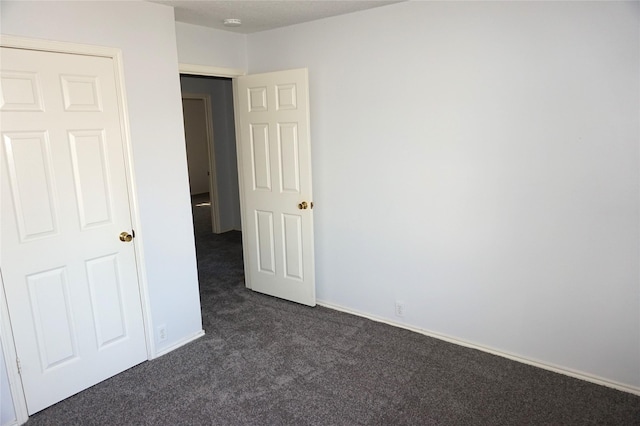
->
175;21;247;70
1;1;203;354
243;1;640;389
180;76;242;231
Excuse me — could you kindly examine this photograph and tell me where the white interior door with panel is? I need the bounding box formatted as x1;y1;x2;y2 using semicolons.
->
0;46;147;414
236;68;316;306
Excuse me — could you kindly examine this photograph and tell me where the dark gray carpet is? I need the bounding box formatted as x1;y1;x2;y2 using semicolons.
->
26;194;640;425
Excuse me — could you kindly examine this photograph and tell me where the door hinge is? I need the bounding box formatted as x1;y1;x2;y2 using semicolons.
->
16;357;22;375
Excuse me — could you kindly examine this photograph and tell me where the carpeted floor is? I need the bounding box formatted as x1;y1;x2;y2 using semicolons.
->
25;194;640;425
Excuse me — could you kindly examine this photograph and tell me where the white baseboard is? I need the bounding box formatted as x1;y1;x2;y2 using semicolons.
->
316;299;640;396
151;329;205;359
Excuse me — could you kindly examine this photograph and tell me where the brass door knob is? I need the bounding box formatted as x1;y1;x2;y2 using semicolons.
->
119;232;133;242
298;201;308;210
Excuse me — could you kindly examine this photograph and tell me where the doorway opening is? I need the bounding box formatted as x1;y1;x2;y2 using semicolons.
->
179;74;244;306
180;74;241;236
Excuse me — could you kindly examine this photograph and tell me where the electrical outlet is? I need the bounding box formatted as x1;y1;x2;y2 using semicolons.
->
158;325;167;342
395;301;405;318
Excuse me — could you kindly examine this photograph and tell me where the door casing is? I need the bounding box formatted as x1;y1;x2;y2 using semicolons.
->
0;35;154;423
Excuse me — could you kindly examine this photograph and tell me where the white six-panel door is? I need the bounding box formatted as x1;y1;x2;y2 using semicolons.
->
236;69;316;306
0;47;147;414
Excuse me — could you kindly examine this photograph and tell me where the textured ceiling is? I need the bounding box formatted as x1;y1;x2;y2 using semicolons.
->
148;0;404;34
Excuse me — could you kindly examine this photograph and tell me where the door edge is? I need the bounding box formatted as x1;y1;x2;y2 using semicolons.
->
0;273;29;425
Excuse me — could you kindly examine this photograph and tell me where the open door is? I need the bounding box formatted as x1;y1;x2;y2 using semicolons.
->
235;68;315;306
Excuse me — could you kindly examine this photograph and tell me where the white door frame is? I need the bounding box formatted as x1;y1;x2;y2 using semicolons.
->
181;92;222;234
0;35;154;423
179;63;245;79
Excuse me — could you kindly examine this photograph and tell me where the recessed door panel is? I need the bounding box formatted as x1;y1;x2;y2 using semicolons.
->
0;70;44;111
255;210;276;275
278;123;300;193
248;86;267;112
86;255;126;348
276;83;297;110
60;75;102;112
3;131;58;241
68;130;112;229
250;123;272;191
282;213;303;281
27;268;78;371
